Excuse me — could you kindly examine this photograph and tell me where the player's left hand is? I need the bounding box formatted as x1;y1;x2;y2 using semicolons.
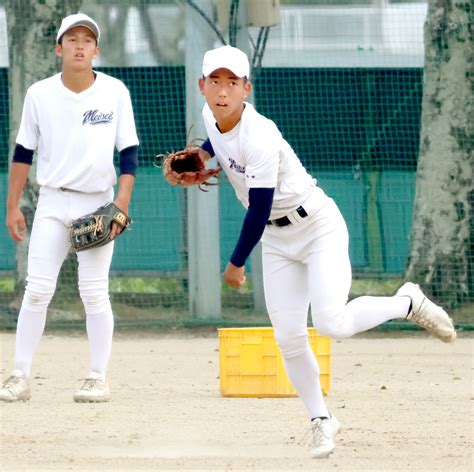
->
224;262;246;288
69;202;132;252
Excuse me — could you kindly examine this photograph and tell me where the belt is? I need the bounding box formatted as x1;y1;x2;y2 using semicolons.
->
59;187;81;193
266;205;308;227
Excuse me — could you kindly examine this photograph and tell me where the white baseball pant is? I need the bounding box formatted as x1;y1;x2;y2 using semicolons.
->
262;193;410;419
14;186;115;380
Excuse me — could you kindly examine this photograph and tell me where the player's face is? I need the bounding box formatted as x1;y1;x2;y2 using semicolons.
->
199;69;252;133
55;26;99;71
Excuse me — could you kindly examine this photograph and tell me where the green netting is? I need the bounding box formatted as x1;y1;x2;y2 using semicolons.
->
0;68;422;272
254;68;422;171
0;0;472;328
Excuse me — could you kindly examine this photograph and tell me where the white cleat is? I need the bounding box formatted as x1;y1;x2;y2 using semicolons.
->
73;372;110;403
310;413;341;459
0;370;31;402
397;282;456;343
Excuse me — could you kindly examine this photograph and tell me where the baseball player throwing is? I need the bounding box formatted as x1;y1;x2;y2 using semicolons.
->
193;45;456;458
0;13;139;403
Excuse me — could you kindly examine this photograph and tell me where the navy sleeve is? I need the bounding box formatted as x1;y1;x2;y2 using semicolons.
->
230;187;274;267
12;144;34;165
119;145;139;176
201;138;214;157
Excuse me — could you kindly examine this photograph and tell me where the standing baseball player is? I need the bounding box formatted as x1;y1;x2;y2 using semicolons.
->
193;45;456;458
0;13;139;403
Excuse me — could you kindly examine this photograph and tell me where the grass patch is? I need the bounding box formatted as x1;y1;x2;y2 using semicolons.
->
350;277;402;297
109;277;185;294
0;278;14;293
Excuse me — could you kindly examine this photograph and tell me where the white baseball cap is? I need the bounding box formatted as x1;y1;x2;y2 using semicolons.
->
202;45;250;78
56;13;100;44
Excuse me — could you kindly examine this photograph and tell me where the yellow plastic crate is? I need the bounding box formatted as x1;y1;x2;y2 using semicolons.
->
218;327;330;397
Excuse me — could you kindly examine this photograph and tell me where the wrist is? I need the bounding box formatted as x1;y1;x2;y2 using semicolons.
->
115;193;131;204
115;197;130;205
6;199;20;211
229;260;244;269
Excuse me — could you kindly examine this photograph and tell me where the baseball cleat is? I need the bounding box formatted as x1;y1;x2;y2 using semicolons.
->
310;413;341;459
73;372;110;403
0;370;31;402
396;282;456;343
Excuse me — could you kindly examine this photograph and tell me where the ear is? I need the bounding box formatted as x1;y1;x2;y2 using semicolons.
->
92;46;100;60
243;80;252;99
198;77;205;96
55;44;62;58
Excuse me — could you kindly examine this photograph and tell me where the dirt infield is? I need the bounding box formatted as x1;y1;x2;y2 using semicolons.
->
0;330;472;471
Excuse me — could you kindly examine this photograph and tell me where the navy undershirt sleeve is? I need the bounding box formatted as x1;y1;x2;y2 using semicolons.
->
119;145;139;176
12;144;34;165
201;138;214;157
230;187;275;267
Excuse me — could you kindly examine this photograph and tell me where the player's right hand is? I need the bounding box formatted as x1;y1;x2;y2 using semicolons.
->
6;207;26;242
224;262;247;288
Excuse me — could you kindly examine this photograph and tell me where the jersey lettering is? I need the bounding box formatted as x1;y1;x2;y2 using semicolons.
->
82;109;114;125
228;157;245;174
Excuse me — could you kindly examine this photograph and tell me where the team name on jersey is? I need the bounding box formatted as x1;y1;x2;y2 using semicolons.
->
228;157;245;174
82;109;114;125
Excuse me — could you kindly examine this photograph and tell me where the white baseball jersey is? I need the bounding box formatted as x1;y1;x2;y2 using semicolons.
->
16;71;139;193
202;102;321;220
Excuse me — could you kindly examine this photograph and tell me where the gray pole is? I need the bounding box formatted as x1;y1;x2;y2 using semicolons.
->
185;0;221;319
235;2;266;314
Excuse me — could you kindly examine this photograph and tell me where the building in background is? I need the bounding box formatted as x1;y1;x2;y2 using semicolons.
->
0;1;427;68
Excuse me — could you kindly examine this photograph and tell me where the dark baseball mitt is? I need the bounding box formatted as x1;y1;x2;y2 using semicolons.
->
68;202;131;252
159;146;221;190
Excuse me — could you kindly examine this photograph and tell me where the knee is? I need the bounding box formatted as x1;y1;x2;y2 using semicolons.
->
274;329;309;359
314;315;353;339
311;298;357;338
79;286;110;314
314;324;342;338
23;283;55;312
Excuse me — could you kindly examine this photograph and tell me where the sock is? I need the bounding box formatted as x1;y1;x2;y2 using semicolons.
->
344;295;412;335
14;307;48;378
86;310;114;378
282;347;329;420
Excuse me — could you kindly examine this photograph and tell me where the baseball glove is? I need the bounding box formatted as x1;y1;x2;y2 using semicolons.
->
159;146;221;190
68;202;131;252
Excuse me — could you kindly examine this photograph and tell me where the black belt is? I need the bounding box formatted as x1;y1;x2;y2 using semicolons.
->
59;187;81;193
266;205;308;227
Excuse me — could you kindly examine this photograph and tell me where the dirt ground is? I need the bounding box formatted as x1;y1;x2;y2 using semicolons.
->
0;330;472;472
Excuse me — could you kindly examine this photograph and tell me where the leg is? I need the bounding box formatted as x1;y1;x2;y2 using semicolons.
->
66;189;115;403
77;242;115;379
15;202;70;377
306;199;410;338
1;193;70;402
262;243;328;420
